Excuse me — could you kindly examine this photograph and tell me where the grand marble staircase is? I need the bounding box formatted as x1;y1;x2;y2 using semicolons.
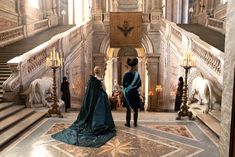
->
0;57;15;102
0;102;46;149
0;25;75;149
0;25;74;102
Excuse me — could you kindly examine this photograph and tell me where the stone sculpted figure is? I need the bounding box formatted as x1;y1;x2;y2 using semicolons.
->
188;76;214;113
22;77;53;108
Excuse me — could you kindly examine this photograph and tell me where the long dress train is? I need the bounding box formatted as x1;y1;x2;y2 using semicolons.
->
51;75;116;147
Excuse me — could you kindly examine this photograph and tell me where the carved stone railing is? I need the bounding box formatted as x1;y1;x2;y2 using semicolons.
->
207;18;225;34
34;19;49;31
27;19;49;37
171;26;182;42
160;19;224;84
3;21;93;102
0;26;24;47
191;40;223;77
0;19;50;47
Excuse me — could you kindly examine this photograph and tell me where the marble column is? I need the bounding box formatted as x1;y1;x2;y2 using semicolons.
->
146;54;160;111
103;0;110;21
219;0;235;156
92;0;103;22
112;57;118;85
150;0;162;23
52;0;57;15
104;59;113;97
138;57;145;96
16;0;22;25
145;0;149;13
93;0;102;13
110;0;113;11
56;0;60;16
166;0;173;21
182;0;189;24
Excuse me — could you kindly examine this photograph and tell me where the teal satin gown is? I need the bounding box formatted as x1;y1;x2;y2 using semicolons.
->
51;75;116;147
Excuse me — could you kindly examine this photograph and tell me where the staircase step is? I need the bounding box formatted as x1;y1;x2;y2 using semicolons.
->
0;105;25;121
0;64;8;68
0;102;14;111
0;89;3;94
0;109;34;132
0;111;46;147
0;71;11;75
0;74;11;77
0;68;10;71
209;110;221;122
196;112;221;137
0;77;8;81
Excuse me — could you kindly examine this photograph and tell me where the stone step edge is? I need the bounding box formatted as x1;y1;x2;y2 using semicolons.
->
0;102;14;111
0;105;25;121
196;113;221;137
0;111;47;147
0;109;35;132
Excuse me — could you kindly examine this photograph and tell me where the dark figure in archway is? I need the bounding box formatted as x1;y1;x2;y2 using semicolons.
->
174;77;184;112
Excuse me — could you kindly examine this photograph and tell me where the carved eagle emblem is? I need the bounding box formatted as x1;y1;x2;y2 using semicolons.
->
117;21;134;37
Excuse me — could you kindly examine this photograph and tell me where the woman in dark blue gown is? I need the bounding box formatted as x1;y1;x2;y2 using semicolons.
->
52;66;116;148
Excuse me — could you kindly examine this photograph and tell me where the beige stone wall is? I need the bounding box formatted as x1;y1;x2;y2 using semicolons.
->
0;0;18;31
21;0;44;23
219;0;235;156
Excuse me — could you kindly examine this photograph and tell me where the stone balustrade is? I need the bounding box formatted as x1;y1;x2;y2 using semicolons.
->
34;19;49;31
0;19;50;47
207;18;225;34
160;19;224;84
0;26;24;47
171;26;182;42
3;21;93;96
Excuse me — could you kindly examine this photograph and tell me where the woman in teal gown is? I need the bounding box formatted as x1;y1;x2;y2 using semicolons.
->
52;67;116;147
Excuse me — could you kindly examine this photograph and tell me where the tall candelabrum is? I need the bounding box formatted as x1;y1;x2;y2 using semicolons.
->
176;51;196;120
46;47;63;118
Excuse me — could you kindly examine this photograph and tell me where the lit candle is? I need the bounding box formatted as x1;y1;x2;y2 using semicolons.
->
50;51;52;60
56;53;60;66
53;48;56;60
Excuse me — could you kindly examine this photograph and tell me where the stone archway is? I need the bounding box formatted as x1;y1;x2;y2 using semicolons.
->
96;33;159;111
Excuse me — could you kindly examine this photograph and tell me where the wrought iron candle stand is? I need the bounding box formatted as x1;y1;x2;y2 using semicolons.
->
46;47;63;118
176;51;196;120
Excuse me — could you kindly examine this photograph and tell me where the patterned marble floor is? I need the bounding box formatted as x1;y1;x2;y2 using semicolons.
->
0;112;219;157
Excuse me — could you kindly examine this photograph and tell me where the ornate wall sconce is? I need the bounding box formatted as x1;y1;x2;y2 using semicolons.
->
46;47;63;118
176;51;196;120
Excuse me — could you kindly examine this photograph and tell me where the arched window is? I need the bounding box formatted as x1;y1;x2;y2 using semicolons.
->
30;0;40;9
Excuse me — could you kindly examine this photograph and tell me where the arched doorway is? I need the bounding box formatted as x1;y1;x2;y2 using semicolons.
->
117;48;138;85
97;34;157;111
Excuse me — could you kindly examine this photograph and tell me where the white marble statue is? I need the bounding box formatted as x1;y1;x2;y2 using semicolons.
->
22;77;53;108
188;76;214;113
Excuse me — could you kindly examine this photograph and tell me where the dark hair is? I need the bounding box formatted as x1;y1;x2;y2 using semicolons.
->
127;58;138;67
63;77;67;81
179;77;183;82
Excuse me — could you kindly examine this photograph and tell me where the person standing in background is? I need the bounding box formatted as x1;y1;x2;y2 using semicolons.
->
123;58;142;127
174;77;184;112
61;77;71;112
